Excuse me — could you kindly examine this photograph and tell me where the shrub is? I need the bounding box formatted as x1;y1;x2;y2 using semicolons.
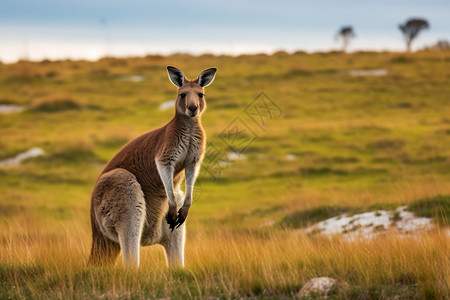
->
409;195;450;225
31;99;82;113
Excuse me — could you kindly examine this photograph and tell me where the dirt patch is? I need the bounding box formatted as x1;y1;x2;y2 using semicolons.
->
117;75;147;82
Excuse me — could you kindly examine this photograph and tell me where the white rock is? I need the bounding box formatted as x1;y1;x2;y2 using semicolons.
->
159;100;175;111
0;147;45;167
395;206;432;233
227;152;246;160
298;277;337;299
0;104;25;114
349;69;387;76
305;206;433;240
286;153;296;160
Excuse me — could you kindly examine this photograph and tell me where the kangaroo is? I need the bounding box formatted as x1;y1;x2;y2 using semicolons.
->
89;66;217;268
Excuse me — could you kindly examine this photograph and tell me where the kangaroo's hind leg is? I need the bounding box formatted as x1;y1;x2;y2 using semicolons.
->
92;168;146;268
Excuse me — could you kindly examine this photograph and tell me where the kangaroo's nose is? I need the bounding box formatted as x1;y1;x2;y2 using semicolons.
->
187;105;198;117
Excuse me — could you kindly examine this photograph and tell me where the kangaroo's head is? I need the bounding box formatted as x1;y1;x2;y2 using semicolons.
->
167;66;217;118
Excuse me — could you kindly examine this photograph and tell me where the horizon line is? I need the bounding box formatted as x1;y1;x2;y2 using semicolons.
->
1;47;438;65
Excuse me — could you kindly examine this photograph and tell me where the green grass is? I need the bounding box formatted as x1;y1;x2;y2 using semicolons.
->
280;205;350;229
409;195;450;225
1;50;450;299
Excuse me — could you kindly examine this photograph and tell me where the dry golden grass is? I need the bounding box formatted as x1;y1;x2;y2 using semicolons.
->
1;217;449;299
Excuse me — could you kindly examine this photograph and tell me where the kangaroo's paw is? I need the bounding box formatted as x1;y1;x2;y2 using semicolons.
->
174;206;190;229
166;205;178;231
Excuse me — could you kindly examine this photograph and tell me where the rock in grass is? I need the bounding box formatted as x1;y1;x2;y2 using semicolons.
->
297;277;337;299
0;148;45;167
0;104;25;114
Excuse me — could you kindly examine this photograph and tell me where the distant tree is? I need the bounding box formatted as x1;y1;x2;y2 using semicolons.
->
434;40;450;50
399;18;430;52
422;40;450;51
335;26;356;52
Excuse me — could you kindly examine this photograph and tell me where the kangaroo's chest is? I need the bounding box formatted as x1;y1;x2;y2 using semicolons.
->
173;132;204;172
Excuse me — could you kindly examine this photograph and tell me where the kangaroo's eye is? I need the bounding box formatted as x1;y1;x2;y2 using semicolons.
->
180;93;186;98
198;93;204;98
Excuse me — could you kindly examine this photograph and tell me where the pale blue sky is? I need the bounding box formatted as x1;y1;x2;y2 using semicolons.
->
1;0;449;62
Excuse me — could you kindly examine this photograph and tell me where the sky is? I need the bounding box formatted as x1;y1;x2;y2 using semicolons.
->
1;0;449;63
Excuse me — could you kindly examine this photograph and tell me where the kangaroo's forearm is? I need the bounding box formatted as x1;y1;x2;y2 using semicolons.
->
156;160;176;207
184;162;200;207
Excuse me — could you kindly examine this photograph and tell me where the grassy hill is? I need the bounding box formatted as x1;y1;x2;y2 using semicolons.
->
0;51;449;299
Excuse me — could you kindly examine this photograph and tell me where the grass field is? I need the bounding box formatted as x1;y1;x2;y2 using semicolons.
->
0;50;449;299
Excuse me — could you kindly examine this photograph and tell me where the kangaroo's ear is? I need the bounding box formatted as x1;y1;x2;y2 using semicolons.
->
167;66;186;87
197;68;217;87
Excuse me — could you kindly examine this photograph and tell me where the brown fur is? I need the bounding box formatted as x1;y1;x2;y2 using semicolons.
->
89;66;216;266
